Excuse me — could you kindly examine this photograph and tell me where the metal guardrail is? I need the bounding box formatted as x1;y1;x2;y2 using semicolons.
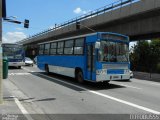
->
19;0;140;43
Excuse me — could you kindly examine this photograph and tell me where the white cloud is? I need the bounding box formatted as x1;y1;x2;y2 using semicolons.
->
2;32;27;43
74;7;82;14
49;25;54;29
73;7;90;14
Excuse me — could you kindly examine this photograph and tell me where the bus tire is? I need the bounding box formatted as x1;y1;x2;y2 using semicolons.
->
76;70;84;83
104;81;110;84
45;64;50;75
125;79;131;82
18;66;21;69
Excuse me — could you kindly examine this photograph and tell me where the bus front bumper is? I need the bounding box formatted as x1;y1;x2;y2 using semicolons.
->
96;74;130;82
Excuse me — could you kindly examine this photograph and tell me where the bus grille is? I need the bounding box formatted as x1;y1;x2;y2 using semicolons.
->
103;64;128;69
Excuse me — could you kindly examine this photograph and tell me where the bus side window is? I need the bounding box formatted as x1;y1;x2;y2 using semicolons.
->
74;38;84;55
64;40;74;55
39;44;44;55
57;41;64;55
44;44;50;55
50;42;57;55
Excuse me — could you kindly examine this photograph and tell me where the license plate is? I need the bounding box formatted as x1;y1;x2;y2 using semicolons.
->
113;76;119;78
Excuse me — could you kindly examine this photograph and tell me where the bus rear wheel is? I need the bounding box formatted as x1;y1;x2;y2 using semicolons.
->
45;65;50;75
76;70;84;83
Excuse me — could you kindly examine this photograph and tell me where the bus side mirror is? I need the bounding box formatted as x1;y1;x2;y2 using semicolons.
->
95;42;100;49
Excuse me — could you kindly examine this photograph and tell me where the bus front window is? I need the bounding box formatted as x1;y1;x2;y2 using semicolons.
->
3;46;23;59
98;41;129;62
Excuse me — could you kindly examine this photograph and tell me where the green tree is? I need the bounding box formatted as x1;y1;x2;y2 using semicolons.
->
130;39;160;73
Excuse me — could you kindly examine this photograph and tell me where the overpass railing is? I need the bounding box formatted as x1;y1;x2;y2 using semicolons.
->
19;0;140;43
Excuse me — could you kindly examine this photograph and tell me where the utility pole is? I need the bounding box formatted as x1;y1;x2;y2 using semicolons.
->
0;0;3;104
0;0;29;104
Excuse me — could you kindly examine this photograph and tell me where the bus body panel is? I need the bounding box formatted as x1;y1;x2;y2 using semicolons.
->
38;55;85;78
86;34;98;43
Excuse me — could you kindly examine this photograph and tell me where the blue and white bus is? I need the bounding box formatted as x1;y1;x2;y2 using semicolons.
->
37;32;130;83
2;43;25;69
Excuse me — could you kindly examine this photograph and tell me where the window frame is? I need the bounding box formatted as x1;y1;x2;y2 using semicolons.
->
74;38;85;55
50;42;57;55
39;44;45;55
44;43;50;55
64;39;74;55
57;41;64;55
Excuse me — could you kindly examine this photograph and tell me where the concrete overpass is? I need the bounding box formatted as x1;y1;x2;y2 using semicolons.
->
17;0;160;57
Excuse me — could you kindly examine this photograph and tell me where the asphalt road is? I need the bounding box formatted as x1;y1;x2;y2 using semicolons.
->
4;65;160;120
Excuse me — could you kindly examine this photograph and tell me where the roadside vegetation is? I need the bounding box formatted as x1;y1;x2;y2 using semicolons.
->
130;39;160;73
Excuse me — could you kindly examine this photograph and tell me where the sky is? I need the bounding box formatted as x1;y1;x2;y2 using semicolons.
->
2;0;136;47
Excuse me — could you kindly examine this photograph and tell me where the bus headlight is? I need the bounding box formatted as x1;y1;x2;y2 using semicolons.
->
124;69;129;74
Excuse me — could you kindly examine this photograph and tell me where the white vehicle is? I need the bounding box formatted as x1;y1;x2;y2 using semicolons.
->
25;57;33;66
130;70;133;78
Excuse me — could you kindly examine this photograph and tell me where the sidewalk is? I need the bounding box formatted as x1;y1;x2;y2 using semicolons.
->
0;80;27;120
133;71;160;82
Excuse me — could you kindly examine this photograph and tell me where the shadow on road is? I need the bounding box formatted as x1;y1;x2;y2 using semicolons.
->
19;97;56;102
30;72;126;92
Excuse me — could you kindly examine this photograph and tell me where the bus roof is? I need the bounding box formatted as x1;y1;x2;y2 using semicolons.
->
2;43;22;45
38;32;128;45
2;43;23;47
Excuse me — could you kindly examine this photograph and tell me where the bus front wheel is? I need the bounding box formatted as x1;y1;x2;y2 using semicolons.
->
18;66;21;69
76;70;84;83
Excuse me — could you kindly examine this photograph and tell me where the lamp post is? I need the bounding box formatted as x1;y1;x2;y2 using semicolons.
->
0;0;29;104
0;0;3;104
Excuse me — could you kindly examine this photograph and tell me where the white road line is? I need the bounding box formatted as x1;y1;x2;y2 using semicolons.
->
9;73;31;76
119;83;142;90
14;97;34;120
39;73;160;114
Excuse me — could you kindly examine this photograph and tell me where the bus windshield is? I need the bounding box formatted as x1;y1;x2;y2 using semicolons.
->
98;41;129;62
3;44;23;59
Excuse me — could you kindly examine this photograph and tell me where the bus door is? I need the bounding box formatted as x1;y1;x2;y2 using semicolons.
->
86;43;95;81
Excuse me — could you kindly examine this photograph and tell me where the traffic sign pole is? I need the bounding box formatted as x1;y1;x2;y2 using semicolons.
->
0;0;3;104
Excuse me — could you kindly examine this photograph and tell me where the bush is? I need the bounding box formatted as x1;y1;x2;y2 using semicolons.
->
157;63;160;73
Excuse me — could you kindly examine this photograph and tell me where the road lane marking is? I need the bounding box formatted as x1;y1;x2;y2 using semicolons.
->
38;73;160;114
13;96;34;120
9;73;31;76
119;83;142;90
